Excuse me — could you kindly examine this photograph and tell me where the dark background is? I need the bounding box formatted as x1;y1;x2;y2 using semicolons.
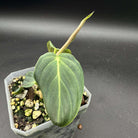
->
0;0;138;138
0;0;138;23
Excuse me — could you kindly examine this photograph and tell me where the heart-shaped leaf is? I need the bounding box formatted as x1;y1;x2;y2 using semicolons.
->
34;52;84;126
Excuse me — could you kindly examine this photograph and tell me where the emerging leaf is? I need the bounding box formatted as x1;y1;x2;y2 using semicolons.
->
34;52;84;127
47;41;57;52
47;41;71;54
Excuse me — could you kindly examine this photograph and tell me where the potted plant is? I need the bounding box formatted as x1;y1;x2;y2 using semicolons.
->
4;12;94;138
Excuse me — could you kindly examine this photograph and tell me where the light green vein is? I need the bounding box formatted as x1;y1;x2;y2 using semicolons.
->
60;56;82;73
35;55;55;70
57;57;61;122
39;59;56;82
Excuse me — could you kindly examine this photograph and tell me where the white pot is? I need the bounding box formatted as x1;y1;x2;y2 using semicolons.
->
4;67;92;138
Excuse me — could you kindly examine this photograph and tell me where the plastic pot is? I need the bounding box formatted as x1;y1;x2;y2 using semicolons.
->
4;67;92;138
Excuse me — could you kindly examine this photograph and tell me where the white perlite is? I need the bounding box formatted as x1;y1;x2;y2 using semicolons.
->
25;99;34;108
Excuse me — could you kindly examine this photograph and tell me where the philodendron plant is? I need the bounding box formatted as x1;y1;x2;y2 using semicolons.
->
16;12;94;127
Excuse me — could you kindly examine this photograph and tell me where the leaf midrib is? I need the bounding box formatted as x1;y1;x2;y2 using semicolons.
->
57;57;61;122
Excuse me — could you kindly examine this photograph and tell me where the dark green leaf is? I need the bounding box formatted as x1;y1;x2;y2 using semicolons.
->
12;87;24;95
34;52;84;127
22;71;36;88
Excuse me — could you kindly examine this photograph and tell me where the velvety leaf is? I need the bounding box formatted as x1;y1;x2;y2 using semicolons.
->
22;71;36;88
34;52;84;127
47;41;72;54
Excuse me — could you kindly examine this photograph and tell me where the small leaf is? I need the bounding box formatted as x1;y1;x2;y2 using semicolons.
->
63;48;71;54
12;87;24;95
47;41;71;54
22;71;36;88
34;52;84;127
47;41;57;52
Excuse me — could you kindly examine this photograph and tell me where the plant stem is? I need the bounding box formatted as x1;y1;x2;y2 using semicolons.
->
56;11;94;56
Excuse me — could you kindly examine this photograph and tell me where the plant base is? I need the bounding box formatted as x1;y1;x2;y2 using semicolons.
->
4;67;91;138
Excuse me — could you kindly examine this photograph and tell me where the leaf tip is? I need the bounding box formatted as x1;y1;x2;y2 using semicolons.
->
47;40;51;45
84;11;95;20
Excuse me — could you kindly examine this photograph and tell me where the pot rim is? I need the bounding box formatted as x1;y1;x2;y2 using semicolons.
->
4;67;92;136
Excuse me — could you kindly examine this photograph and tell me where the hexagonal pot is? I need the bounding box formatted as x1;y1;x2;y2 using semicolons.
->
4;67;92;138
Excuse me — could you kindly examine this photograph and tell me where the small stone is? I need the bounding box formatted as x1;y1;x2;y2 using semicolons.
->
32;84;38;90
11;98;15;102
78;124;82;130
34;102;39;110
35;90;43;99
16;90;28;99
14;109;18;113
36;100;39;103
17;106;20;111
32;123;37;128
44;116;50;121
14;123;18;128
22;76;25;80
19;76;22;79
24;124;32;131
11;91;15;95
25;109;32;117
11;101;15;105
42;113;45;116
15;98;20;101
33;100;36;104
25;99;34;108
39;102;43;106
32;111;41;119
20;101;25;106
11;105;15;110
83;91;87;96
18;81;22;84
13;78;18;82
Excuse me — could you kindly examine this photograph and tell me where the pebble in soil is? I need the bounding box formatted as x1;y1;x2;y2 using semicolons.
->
9;75;88;131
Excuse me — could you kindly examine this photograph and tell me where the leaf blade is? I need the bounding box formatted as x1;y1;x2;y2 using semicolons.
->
22;71;36;88
34;52;84;126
